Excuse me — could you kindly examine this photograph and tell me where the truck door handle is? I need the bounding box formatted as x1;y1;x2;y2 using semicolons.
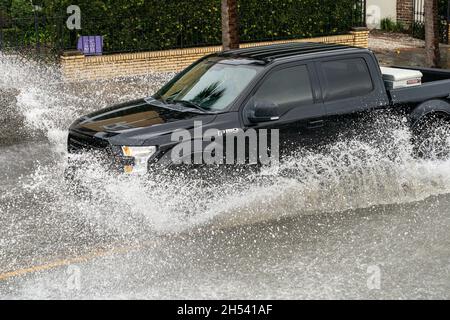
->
307;120;324;128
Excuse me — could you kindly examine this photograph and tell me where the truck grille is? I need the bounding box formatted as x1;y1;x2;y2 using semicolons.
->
68;131;109;154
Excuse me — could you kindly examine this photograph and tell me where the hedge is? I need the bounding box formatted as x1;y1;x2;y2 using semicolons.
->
0;0;364;54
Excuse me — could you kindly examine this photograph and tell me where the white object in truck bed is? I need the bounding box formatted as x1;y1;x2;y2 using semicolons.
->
380;67;423;90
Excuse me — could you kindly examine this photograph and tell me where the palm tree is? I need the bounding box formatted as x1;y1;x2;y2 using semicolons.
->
424;0;441;67
221;0;239;50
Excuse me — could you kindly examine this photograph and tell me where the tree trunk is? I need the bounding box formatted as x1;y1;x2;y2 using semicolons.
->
424;0;441;67
221;0;239;51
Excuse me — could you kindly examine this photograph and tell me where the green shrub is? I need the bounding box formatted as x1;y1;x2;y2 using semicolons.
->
380;18;404;33
1;0;365;53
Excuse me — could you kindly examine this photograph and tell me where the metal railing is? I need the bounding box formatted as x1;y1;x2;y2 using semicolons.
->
0;15;69;58
239;0;366;44
0;0;366;58
413;0;450;44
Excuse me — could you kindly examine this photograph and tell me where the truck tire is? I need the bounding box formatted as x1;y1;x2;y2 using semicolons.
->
413;113;450;160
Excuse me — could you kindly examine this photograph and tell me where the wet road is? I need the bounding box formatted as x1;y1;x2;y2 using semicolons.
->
0;51;450;299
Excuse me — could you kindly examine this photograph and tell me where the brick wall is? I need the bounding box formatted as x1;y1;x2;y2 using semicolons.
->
61;29;370;82
397;0;414;30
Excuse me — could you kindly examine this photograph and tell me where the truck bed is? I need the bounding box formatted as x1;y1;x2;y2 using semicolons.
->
387;66;450;104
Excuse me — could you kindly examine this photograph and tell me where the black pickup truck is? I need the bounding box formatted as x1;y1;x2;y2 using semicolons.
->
68;42;450;174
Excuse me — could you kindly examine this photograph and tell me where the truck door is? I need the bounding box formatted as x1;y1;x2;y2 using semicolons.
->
242;62;326;160
315;54;390;142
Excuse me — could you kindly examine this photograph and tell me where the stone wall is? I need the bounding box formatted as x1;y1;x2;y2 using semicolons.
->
60;29;370;82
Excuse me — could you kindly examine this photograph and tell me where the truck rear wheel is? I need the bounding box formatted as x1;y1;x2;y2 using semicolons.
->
413;114;450;160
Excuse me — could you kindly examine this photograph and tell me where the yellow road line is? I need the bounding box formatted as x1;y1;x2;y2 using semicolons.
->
0;244;142;282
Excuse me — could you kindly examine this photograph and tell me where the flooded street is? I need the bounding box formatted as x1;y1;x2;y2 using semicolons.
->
1;50;450;299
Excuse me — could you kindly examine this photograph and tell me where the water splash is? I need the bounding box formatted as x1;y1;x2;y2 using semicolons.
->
1;53;450;237
2;54;450;300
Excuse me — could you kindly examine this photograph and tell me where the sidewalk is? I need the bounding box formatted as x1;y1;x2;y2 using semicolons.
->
369;31;450;68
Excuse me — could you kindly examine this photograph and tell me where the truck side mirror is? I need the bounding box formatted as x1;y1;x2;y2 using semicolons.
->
246;100;280;123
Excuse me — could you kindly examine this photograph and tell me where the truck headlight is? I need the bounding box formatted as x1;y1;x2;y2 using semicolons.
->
121;146;157;174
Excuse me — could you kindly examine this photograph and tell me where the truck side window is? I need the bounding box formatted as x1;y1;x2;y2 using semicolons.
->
253;65;314;112
321;58;374;101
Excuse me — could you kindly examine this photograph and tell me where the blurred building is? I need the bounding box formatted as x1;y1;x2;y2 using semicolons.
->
366;0;398;29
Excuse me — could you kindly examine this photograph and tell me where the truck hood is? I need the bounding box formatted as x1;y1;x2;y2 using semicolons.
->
69;98;217;145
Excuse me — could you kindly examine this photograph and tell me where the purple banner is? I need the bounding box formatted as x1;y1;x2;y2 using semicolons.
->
77;36;103;56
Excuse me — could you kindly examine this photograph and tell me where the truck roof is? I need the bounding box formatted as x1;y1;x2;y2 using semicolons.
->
218;42;366;63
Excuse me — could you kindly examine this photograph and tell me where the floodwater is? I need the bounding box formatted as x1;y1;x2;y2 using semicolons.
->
0;52;450;299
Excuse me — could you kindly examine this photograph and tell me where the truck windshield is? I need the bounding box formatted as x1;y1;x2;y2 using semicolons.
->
155;57;263;111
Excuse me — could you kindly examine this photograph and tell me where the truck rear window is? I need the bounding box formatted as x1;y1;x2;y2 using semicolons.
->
320;58;373;101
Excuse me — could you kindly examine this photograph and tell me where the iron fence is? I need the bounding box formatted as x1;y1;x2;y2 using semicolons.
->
0;15;70;58
0;0;366;58
413;0;450;44
239;0;366;43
